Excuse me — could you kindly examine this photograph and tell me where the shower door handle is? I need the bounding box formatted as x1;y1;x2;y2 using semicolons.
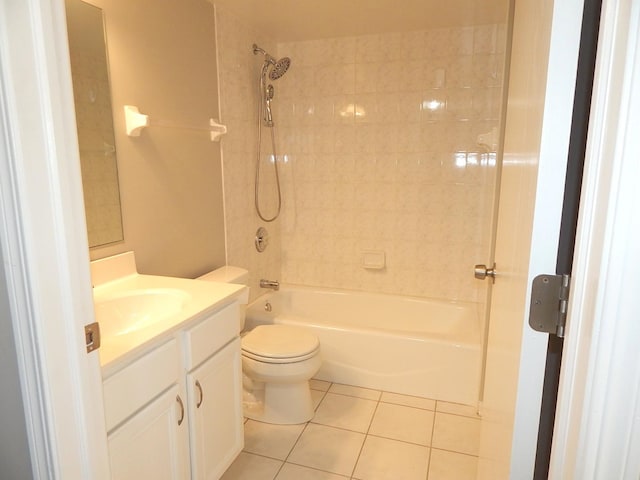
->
474;263;497;283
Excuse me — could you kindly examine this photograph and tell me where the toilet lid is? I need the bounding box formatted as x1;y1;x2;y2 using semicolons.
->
242;325;319;360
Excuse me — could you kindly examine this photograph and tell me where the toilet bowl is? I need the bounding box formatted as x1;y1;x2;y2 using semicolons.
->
242;324;321;424
198;267;321;424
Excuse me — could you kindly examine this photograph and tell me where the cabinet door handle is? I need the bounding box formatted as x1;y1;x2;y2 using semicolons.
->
195;380;204;408
176;395;185;426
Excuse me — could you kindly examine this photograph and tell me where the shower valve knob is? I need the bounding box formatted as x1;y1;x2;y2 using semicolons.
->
255;227;269;253
474;263;497;283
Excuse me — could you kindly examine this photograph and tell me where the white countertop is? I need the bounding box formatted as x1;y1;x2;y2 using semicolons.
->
94;273;248;374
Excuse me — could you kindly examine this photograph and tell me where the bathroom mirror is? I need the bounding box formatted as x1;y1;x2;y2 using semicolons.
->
66;0;124;247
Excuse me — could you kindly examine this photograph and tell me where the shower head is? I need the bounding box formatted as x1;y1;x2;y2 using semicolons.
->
269;57;290;80
253;43;291;80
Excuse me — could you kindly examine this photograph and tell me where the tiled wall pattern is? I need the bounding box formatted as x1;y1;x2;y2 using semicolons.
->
215;6;282;301
275;26;506;302
216;9;507;304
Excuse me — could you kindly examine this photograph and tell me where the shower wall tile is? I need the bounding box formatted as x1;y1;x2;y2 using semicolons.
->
215;6;282;301
276;25;506;304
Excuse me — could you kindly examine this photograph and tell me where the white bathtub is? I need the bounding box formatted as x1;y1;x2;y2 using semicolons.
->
245;285;482;405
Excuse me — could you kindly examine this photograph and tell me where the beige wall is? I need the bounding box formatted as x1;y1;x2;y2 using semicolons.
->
86;0;226;279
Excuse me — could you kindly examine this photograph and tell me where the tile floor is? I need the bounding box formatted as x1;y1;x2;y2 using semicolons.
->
221;380;481;480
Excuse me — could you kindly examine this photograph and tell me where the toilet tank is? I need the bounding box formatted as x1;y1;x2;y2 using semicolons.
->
197;266;249;285
198;266;249;329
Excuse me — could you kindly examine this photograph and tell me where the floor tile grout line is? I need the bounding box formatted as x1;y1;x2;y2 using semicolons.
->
378;401;436;412
284;459;351;479
315;379;459;412
274;380;334;477
312;388;330;412
245;420;440;459
434;403;482;419
238;384;480;479
309;386;379;434
277;426;303;478
349;394;381;479
426;401;438;480
312;389;482;425
365;431;433;448
271;460;285;480
328;385;383;399
310;402;433;438
308;419;374;435
236;450;286;468
430;446;480;458
322;390;382;402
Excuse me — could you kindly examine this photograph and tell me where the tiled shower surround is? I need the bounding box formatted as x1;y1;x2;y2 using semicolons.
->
217;6;506;304
215;7;282;300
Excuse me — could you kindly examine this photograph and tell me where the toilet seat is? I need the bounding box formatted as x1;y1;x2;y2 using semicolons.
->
242;325;320;364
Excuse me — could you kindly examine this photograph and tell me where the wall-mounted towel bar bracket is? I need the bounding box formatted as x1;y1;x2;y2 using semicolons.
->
208;119;227;142
124;105;148;137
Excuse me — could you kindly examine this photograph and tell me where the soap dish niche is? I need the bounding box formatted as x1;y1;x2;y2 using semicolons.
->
362;250;385;270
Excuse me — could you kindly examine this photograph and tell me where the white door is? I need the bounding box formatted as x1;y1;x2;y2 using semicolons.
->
477;0;586;478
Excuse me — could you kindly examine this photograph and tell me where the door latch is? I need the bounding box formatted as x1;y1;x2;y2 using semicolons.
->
84;322;101;353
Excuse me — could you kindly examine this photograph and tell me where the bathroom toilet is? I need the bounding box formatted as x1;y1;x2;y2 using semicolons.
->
198;267;321;424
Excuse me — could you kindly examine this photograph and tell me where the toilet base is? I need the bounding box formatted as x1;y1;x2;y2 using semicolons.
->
243;380;315;424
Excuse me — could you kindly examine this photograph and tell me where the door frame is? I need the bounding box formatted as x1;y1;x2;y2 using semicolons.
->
550;0;640;476
0;0;110;477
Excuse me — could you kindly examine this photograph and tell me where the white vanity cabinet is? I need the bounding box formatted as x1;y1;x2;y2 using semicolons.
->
186;339;243;479
101;301;244;480
102;337;190;480
184;303;244;479
107;384;190;480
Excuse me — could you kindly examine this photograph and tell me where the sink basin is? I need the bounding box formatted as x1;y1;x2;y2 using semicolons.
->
95;288;192;337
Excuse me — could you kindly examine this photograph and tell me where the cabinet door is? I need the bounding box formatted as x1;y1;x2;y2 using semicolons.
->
107;384;190;480
188;338;243;480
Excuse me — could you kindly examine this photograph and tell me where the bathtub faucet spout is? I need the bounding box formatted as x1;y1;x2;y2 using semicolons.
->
260;279;280;291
